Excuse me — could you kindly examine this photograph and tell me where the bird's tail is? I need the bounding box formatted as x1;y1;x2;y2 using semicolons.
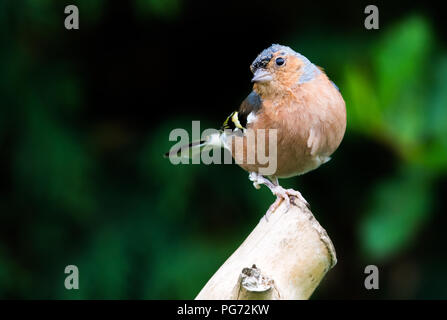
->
164;132;223;160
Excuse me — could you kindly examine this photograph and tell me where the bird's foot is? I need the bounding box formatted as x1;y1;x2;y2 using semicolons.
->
282;187;309;210
248;172;309;221
265;185;308;218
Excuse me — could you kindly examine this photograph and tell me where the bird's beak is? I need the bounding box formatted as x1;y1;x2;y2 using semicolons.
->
251;69;273;83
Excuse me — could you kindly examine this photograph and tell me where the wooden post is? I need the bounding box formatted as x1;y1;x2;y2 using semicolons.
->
195;198;336;300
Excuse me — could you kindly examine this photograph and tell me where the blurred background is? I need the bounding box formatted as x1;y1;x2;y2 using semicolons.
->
1;0;447;299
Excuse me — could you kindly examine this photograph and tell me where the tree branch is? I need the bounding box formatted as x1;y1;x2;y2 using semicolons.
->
195;197;336;300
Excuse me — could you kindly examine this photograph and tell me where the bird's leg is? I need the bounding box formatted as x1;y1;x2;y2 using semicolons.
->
248;173;281;221
249;172;309;221
270;176;309;209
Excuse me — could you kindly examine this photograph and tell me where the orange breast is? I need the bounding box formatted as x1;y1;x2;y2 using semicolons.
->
231;73;346;178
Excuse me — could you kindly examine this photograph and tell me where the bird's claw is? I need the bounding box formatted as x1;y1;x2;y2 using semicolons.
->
263;186;308;221
284;188;310;209
249;172;309;221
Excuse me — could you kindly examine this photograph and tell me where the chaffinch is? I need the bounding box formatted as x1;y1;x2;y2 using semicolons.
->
166;44;346;218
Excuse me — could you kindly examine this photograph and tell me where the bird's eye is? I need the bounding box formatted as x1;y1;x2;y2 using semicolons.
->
275;57;285;66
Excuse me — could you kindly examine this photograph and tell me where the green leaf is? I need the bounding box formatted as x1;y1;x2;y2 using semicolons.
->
343;64;382;135
374;16;433;153
426;55;447;143
375;16;432;107
359;166;433;261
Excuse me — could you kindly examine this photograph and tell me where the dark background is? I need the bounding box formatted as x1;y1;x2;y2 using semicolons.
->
1;0;447;299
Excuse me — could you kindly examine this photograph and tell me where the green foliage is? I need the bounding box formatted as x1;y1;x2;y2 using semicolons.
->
14;105;96;218
374;16;432;110
359;165;433;261
1;1;447;299
342;16;447;260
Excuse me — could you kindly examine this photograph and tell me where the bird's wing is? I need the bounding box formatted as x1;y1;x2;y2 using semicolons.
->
221;111;244;131
221;91;263;131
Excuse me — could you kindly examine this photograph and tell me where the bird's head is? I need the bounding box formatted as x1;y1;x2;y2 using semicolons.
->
250;44;321;95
